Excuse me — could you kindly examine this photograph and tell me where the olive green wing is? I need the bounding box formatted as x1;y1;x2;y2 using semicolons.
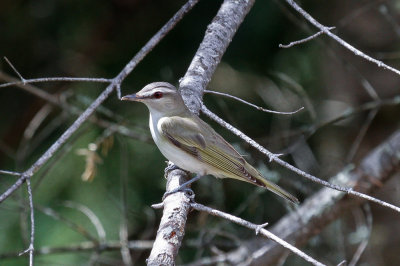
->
159;116;246;174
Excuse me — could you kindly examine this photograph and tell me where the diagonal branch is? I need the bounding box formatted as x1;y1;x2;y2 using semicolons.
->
209;130;400;265
179;0;256;114
201;105;400;213
0;1;200;264
190;202;325;266
0;0;200;204
284;0;400;76
0;71;151;142
0;240;153;259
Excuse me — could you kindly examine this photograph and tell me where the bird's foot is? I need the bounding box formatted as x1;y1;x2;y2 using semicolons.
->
162;186;194;201
164;162;180;178
162;174;203;201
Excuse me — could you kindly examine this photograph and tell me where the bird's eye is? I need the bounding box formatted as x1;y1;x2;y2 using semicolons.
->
153;91;163;99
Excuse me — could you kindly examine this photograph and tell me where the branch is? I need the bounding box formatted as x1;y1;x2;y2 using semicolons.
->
201;105;400;213
147;168;192;265
190;202;325;266
0;1;200;264
0;76;112;89
179;0;256;114
210;130;400;265
284;0;400;76
0;170;21;176
0;0;199;204
18;179;34;266
0;240;153;259
279;26;335;48
204;89;304;115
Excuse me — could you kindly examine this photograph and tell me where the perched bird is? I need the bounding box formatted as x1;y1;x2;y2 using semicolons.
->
121;82;298;204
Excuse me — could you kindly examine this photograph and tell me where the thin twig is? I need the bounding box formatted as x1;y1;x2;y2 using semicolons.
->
0;240;154;259
0;71;150;142
62;201;106;243
296;96;400;144
1;58;111;88
204;89;304;115
119;137;133;266
284;0;400;76
36;204;99;242
0;0;199;204
18;178;35;266
348;204;372;266
279;26;335;48
4;56;26;83
191;202;325;266
201;105;400;213
346;109;378;163
0;170;21;176
0;77;112;88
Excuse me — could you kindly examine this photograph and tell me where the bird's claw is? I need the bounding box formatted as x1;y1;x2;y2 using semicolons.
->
164;162;180;178
162;186;195;201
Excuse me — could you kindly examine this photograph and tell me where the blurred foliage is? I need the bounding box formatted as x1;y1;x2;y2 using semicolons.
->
1;0;400;265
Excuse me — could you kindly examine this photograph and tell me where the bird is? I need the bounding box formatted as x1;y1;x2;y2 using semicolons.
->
121;82;299;204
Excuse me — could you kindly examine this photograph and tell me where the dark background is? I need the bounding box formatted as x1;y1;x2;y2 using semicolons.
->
1;0;399;265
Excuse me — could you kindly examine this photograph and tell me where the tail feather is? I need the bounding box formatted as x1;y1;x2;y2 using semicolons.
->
257;175;299;204
243;162;299;204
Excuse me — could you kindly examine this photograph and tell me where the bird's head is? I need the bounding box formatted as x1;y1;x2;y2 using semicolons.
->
121;82;188;116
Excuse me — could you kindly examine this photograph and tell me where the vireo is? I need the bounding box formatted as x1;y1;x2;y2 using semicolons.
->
121;82;298;204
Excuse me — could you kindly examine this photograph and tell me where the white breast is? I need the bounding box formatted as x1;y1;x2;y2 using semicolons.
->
149;113;209;175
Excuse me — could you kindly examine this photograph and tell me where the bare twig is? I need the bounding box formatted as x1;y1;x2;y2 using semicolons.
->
284;0;400;76
348;204;372;266
0;66;150;142
0;76;112;88
201;105;400;213
37;204;99;242
4;56;26;83
204;89;304;115
0;240;153;259
0;0;199;204
190;202;325;266
279;26;335;48
18;178;34;266
62;201;106;243
1;57;111;88
346;109;378;163
0;170;21;176
119;137;133;266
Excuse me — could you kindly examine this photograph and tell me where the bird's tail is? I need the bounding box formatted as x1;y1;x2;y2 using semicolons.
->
245;162;299;204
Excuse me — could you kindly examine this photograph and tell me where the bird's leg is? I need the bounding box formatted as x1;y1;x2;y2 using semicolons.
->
162;174;203;200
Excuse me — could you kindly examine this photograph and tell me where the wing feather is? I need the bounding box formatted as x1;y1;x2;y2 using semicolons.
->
160;116;253;180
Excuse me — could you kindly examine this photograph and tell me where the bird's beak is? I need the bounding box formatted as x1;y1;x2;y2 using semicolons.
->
121;93;146;102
